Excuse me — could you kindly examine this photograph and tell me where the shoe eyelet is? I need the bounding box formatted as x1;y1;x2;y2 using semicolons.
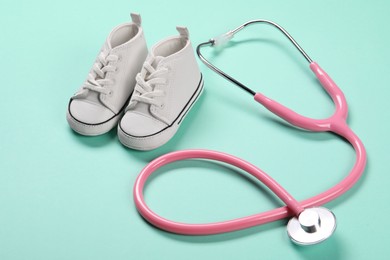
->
108;90;113;96
160;104;165;108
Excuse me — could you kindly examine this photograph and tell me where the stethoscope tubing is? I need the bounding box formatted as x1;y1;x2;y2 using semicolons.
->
133;62;366;235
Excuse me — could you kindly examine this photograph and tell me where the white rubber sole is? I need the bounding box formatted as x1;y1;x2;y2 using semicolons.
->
118;76;204;150
66;107;123;136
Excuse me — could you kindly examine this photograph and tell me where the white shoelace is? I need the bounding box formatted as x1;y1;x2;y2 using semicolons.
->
127;57;168;109
83;51;119;95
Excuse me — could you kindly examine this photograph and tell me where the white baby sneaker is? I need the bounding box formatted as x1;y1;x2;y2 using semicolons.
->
67;13;148;136
118;27;204;150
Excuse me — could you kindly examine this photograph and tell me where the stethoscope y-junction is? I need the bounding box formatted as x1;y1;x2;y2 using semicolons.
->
133;20;367;245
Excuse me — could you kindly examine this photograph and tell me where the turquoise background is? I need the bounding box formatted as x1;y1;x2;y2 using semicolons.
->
1;0;389;259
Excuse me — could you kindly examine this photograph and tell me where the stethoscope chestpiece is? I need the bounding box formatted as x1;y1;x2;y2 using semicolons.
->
287;207;336;246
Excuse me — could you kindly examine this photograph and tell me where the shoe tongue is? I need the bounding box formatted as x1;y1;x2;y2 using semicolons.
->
129;56;165;117
151;55;164;69
104;40;112;51
81;41;111;105
80;41;107;104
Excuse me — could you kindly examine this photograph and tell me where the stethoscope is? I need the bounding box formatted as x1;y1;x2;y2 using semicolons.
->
133;20;367;245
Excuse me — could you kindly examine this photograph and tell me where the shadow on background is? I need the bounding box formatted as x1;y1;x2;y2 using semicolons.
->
68;126;118;147
292;235;343;260
211;37;309;73
264;112;369;211
65;89;206;150
143;160;283;207
133;159;286;242
157;220;285;243
202;36;339;126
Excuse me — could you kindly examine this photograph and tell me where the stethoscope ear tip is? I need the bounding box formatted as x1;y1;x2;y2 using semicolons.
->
210;31;234;47
287;207;337;246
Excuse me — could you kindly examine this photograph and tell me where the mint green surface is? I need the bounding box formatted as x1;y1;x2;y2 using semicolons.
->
1;0;389;259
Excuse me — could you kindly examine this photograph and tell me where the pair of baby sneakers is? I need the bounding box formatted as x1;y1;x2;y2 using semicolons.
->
66;13;203;150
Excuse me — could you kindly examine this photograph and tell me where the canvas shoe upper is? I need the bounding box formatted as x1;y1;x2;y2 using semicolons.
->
118;27;204;150
67;13;148;136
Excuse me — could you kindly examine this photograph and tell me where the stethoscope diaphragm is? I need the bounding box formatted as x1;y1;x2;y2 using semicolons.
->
287;207;337;246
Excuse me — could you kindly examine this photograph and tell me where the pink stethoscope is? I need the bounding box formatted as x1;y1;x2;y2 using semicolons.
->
133;20;367;245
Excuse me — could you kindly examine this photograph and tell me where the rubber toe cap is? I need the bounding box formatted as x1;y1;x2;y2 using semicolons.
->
69;99;115;125
120;111;168;137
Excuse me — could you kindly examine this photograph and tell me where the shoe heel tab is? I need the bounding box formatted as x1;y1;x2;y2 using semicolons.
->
130;13;142;26
176;26;189;39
